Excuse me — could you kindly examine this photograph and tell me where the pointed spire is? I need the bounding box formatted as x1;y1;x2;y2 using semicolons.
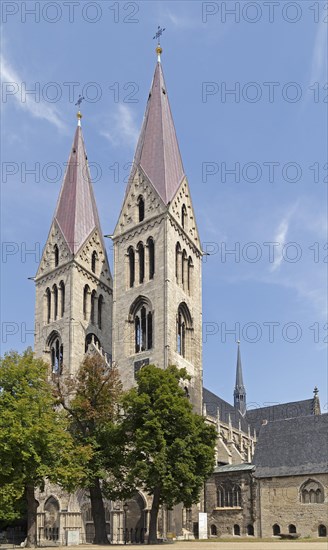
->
128;57;185;205
53;117;103;254
313;386;321;415
234;341;247;416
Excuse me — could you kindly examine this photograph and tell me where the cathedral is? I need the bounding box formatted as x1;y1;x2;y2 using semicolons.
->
32;45;327;543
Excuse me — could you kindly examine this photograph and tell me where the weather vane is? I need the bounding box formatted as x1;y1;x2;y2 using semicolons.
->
153;25;165;44
75;94;85;107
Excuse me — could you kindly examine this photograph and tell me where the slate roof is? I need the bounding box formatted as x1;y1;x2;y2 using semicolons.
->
214;463;255;474
128;61;185;205
246;398;315;436
203;387;249;433
253;413;328;478
54;125;103;254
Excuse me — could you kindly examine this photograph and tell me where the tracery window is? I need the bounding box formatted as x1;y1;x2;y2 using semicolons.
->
217;483;241;508
129;296;153;354
300;480;324;504
48;331;63;374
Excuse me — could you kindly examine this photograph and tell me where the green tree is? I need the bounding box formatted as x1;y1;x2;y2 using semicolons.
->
56;353;125;545
121;365;217;544
0;349;90;547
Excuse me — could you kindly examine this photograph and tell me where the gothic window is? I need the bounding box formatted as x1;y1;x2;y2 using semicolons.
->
47;332;63;374
217;483;241;508
181;204;187;229
85;333;101;352
288;525;296;534
91;250;98;274
319;525;327;537
53;284;58;321
147;237;155;279
91;290;96;324
59;281;65;317
98;294;103;329
175;242;181;283
247;525;254;536
44;496;60;541
46;287;51;324
273;524;280;536
233;525;240;536
177;302;192;359
128;247;135;288
129;296;153;354
54;244;59;267
300;480;324;504
187;256;193;293
210;525;217;536
137;242;145;284
138;195;145;222
83;285;90;320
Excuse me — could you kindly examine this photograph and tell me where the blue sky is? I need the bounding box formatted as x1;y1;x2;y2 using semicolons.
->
1;1;327;410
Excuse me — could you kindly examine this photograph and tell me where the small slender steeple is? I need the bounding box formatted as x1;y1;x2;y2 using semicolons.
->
234;341;247;416
312;386;321;415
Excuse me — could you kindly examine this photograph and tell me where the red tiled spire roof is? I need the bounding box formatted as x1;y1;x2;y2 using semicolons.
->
54;124;102;254
129;61;185;204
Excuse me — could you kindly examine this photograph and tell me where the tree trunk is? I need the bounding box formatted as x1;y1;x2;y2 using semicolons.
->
89;478;110;544
25;484;38;548
148;486;161;544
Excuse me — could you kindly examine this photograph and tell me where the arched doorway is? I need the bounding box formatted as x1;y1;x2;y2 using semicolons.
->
124;493;146;543
44;497;60;542
318;524;327;537
81;503;110;543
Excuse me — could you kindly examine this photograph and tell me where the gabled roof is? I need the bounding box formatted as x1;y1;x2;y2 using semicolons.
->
203;387;249;433
128;61;185;205
54;124;103;254
246;398;316;436
253;413;328;478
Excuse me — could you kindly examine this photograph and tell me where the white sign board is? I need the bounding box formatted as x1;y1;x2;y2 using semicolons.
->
198;512;208;540
66;530;80;546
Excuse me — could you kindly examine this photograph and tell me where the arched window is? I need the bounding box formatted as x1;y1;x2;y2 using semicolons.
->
319;525;327;537
210;525;217;536
54;244;59;267
247;525;254;536
98;294;103;330
44;496;60;541
47;332;63;374
175;242;181;283
147;237;155;280
91;250;98;274
85;333;101;353
137;242;145;284
217;483;241;508
300;479;324;504
128;247;135;288
181;204;187;229
177;302;193;359
138;195;145;222
233;525;240;536
83;285;90;321
187;256;193;293
288;525;296;534
273;524;280;536
129;296;153;354
53;284;58;321
59;281;65;317
181;250;187;289
91;290;97;324
46;287;51;324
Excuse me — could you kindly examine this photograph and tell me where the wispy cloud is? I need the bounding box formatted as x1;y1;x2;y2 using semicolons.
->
101;104;139;149
1;54;65;131
270;204;298;272
166;11;201;29
310;22;327;83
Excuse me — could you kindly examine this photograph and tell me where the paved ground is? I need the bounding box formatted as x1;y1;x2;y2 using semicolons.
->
49;542;328;550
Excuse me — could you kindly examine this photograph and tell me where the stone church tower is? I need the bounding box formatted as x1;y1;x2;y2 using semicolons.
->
34;114;112;376
112;45;203;412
